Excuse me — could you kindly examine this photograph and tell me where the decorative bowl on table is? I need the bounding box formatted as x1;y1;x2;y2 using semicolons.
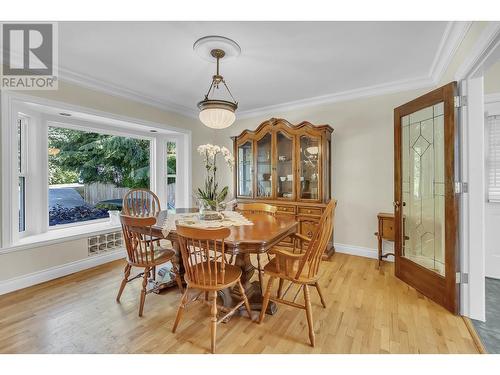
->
199;210;223;221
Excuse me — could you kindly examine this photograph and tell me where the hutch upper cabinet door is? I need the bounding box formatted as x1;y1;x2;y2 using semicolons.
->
275;129;295;200
298;135;322;202
255;132;273;198
237;140;253;198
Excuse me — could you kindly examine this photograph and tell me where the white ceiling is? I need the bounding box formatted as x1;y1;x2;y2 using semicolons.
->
57;21;467;118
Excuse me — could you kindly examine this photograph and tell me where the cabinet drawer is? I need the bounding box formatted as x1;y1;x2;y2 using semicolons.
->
298;207;322;216
380;218;395;240
300;220;319;239
276;205;296;214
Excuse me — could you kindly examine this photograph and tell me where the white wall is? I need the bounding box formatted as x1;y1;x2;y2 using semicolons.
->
485;60;500;94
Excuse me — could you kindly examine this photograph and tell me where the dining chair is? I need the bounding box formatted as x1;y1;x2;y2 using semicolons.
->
235;202;278;293
235;202;277;216
258;199;337;347
122;188;171;279
122;188;161;217
117;214;183;317
172;225;253;354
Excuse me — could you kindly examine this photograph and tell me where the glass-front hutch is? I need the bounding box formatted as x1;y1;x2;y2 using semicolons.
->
232;118;334;255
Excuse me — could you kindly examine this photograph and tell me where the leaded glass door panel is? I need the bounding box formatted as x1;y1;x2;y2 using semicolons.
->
394;82;459;314
298;135;321;201
237;141;253;197
276;130;295;199
255;133;272;198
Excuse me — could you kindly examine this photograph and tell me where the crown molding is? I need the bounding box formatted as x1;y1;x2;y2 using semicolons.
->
58;67;198;119
54;21;470;122
237;75;435;119
429;21;472;83
455;21;500;80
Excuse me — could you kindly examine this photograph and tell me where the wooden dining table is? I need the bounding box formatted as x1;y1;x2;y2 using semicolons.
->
151;208;298;315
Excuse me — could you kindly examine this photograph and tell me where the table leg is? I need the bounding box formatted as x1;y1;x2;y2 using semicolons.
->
152;239;185;293
230;253;277;315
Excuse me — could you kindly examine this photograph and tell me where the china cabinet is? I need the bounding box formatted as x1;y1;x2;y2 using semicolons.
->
231;118;334;256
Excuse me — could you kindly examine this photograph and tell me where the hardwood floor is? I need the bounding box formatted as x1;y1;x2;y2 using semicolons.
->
0;253;478;353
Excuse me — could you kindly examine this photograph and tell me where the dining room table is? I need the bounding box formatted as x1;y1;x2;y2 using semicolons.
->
151;208;298;315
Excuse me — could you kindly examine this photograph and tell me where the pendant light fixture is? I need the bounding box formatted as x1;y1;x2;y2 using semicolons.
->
194;36;240;129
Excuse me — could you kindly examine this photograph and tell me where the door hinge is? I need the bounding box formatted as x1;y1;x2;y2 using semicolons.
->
456;272;468;284
454;95;467;108
455;181;468;194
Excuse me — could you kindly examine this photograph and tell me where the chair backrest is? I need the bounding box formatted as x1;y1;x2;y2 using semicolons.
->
236;202;277;216
120;214;158;266
122;189;161;217
295;199;337;280
176;225;231;287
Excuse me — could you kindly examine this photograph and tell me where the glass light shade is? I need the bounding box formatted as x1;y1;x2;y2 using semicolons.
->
199;107;236;129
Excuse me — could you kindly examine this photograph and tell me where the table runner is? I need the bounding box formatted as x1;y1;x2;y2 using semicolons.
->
161;210;253;237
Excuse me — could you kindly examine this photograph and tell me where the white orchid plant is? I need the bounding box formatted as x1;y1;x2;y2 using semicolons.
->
195;144;235;210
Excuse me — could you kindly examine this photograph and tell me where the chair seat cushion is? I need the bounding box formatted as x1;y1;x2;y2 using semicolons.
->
185;261;242;289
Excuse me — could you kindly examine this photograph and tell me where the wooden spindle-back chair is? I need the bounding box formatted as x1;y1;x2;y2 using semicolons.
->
235;202;277;216
122;189;161;217
122;189;169;278
172;225;253;353
258;199;337;347
117;214;182;317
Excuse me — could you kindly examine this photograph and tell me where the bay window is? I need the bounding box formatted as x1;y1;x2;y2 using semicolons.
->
1;93;191;248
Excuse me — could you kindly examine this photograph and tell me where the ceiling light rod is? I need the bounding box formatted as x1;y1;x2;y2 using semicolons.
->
201;48;237;105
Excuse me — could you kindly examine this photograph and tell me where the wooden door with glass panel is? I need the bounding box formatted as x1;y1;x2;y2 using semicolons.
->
394;82;459;313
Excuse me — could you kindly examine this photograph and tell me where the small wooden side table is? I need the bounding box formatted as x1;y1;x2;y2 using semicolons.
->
374;212;396;268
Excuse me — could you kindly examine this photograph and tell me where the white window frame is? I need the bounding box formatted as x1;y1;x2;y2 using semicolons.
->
17;115;28;235
1;92;192;250
166;139;177;209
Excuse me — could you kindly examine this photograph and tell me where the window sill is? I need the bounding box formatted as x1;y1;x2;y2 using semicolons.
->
0;221;122;254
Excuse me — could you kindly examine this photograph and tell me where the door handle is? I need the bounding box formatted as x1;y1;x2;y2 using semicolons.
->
393;201;401;209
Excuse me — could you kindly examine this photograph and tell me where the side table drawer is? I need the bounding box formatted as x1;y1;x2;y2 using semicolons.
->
380;218;395;240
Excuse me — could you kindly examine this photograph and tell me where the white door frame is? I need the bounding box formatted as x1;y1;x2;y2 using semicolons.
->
455;22;500;321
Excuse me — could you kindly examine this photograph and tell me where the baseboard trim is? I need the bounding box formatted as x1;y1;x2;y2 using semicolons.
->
334;242;394;262
462;316;488;354
0;249;125;296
